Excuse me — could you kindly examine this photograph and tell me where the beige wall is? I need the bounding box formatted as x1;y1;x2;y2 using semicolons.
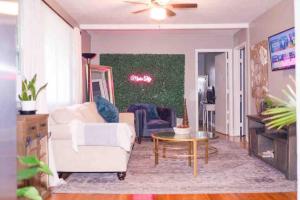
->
81;30;91;53
249;0;295;114
90;30;234;131
234;29;247;47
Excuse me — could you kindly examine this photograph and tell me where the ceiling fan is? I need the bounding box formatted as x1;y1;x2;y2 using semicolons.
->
124;0;198;20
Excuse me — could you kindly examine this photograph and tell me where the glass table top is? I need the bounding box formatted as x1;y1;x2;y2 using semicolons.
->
152;131;210;141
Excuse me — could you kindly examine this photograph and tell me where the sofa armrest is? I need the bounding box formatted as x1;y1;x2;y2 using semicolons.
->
133;109;147;138
50;124;72;140
157;107;177;127
119;112;136;139
119;112;135;128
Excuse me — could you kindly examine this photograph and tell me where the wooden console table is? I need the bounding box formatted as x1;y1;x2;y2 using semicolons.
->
17;114;50;199
247;115;297;180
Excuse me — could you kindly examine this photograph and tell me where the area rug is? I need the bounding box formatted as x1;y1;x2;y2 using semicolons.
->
53;138;297;194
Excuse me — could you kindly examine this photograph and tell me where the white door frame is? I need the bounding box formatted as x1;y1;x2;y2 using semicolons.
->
294;0;299;196
195;49;233;134
233;42;248;137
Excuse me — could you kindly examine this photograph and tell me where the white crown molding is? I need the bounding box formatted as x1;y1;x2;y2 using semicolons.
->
80;23;249;30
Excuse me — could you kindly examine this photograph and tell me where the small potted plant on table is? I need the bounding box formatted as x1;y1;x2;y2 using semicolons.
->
18;74;47;114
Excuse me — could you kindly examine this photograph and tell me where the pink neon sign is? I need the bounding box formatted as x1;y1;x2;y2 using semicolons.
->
129;74;153;83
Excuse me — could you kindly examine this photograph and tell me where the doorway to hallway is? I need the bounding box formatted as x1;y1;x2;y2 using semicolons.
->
195;49;233;136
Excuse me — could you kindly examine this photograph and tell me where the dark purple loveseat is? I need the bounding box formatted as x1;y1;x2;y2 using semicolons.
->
127;103;176;143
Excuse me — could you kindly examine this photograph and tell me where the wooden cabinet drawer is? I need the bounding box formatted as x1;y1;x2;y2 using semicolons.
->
25;122;38;139
17;114;50;198
39;136;48;156
38;120;48;137
26;138;38;156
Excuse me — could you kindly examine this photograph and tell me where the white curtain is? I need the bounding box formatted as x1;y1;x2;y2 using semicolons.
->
71;27;83;104
19;0;47;113
20;1;83;112
42;2;73;109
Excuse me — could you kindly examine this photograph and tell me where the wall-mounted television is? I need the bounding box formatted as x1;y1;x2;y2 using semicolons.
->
268;27;295;71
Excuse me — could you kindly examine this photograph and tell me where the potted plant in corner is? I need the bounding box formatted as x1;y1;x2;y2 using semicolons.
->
262;76;296;130
18;74;47;114
17;156;53;200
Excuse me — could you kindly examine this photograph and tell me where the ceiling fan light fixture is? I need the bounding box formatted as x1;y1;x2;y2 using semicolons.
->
150;7;166;20
156;0;170;5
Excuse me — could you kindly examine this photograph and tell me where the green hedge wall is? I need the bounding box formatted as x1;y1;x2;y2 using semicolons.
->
100;54;185;117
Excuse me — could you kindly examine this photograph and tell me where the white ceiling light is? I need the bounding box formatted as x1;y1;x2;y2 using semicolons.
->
150;7;166;20
0;1;18;16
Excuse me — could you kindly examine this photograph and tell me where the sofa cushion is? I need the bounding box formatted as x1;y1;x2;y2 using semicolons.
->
146;104;160;121
147;119;170;129
51;105;86;124
95;96;119;123
128;103;159;121
79;102;106;123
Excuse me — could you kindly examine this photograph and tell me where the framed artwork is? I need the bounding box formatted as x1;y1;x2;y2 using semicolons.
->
89;65;115;104
250;40;269;113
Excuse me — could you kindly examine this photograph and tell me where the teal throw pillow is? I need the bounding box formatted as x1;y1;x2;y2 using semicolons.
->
94;96;119;123
146;104;159;120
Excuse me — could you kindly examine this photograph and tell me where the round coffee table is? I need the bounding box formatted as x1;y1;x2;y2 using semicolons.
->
151;131;209;176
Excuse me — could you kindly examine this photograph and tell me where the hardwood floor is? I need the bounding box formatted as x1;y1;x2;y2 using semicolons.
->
48;192;297;200
48;133;296;200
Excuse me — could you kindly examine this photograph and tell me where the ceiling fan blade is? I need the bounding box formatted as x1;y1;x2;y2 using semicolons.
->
166;8;176;17
132;8;150;14
171;3;198;8
124;0;148;5
151;0;160;6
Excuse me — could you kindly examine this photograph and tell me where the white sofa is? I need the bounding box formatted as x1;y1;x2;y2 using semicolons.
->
49;102;136;180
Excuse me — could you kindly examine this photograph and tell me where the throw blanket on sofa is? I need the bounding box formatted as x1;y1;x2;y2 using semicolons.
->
70;121;134;152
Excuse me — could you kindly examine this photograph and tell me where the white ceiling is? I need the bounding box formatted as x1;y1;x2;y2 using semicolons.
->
57;0;282;27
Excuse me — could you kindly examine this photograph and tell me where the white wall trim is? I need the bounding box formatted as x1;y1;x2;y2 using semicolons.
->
195;49;233;134
294;0;299;198
233;42;247;137
80;23;249;30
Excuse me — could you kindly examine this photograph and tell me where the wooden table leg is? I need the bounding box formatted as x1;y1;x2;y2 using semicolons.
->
205;140;208;164
188;141;192;167
163;145;166;158
193;140;197;176
206;111;209;131
154;139;159;165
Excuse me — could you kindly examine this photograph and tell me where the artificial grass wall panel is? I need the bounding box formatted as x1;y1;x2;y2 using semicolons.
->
100;54;185;117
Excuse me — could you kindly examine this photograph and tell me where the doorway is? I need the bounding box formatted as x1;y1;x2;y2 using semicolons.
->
195;49;233;135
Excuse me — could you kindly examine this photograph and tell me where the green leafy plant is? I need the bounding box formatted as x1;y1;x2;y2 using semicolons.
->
17;156;53;200
262;76;296;130
100;54;185;116
263;96;274;109
18;74;48;101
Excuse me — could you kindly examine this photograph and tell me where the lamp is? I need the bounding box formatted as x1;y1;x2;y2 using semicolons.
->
82;53;96;101
82;53;96;64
